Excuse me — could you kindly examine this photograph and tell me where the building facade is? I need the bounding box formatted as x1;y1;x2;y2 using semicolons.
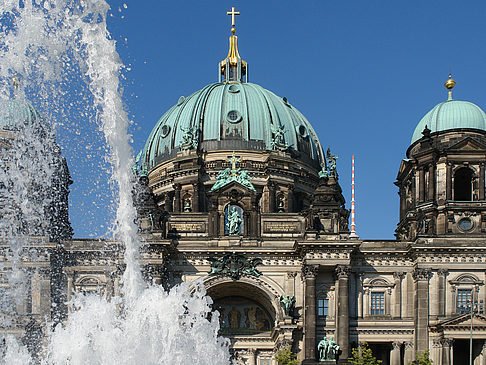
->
1;15;486;365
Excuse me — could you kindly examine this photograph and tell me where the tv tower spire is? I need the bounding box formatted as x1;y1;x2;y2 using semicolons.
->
350;155;359;238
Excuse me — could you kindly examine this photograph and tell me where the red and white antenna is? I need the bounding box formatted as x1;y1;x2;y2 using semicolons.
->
350;154;359;238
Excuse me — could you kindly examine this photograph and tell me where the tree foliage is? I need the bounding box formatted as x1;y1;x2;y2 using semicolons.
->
274;346;300;365
349;342;382;365
411;350;433;365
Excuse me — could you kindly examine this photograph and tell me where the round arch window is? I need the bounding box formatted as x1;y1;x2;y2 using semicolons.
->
228;84;240;93
226;110;242;124
458;217;474;232
296;124;308;138
160;124;171;138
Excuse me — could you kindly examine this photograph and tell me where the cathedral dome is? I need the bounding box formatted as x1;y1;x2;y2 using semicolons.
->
411;76;486;144
141;82;324;172
0;98;42;131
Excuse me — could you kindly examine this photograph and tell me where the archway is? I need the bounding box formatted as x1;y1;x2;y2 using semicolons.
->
454;167;474;201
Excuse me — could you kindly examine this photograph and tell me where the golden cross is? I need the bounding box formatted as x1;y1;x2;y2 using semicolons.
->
227;6;240;27
12;78;19;89
228;152;241;172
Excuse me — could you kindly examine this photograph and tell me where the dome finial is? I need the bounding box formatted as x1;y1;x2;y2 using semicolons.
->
227;6;240;35
219;6;247;83
445;73;456;101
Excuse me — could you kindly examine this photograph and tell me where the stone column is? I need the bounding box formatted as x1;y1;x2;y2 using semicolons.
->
192;183;199;212
302;264;319;363
335;265;351;359
363;288;370;318
428;164;435;201
437;269;448;318
391;341;402;365
251;197;259;237
404;341;415;364
268;182;276;213
480;163;485;201
480;340;486;365
287;186;294;213
357;273;363;318
446;163;452;201
248;348;257;365
413;267;431;353
442;338;453;365
173;183;181;212
393;272;404;319
419;168;425;202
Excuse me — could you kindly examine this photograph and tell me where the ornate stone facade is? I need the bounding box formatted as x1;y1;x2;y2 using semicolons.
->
2;22;486;365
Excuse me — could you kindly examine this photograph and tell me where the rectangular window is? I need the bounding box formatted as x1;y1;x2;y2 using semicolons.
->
457;289;472;313
370;292;385;316
317;298;329;317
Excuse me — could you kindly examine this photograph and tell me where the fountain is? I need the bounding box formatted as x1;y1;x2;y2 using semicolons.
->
0;1;232;364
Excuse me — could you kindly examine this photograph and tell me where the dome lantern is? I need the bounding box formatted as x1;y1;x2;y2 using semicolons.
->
219;7;248;83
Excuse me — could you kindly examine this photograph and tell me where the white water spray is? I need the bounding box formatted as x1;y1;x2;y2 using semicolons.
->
0;1;232;364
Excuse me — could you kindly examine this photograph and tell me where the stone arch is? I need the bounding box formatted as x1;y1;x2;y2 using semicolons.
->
450;273;482;285
203;275;284;323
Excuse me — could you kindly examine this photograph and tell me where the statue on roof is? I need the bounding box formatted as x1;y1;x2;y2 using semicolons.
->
326;147;338;178
270;124;288;151
180;125;199;150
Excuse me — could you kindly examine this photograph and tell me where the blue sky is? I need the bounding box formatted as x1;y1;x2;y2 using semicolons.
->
66;0;486;239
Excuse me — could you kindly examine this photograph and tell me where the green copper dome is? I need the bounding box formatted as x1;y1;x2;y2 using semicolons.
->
141;82;325;171
0;98;42;130
411;98;486;144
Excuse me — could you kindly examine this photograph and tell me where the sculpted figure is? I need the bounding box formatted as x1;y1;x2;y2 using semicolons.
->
226;207;242;235
318;336;329;361
279;295;296;317
327;337;340;360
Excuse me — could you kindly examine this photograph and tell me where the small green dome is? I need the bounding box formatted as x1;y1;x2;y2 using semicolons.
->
411;98;486;144
0;98;42;130
141;82;325;171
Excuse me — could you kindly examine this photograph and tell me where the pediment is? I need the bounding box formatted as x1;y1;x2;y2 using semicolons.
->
213;179;256;195
432;313;486;330
446;136;486;152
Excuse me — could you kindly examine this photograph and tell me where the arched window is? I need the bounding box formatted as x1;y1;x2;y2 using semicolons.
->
454;167;473;201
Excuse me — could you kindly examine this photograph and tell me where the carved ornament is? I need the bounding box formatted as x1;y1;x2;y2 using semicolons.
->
208;252;262;280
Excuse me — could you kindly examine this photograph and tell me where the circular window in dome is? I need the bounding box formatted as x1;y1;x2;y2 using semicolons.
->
458;217;474;232
177;96;185;106
226;110;242;124
160;124;171;138
296;124;308;138
228;84;240;93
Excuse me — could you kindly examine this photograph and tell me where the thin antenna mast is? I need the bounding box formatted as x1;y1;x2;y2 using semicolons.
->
350;155;359;238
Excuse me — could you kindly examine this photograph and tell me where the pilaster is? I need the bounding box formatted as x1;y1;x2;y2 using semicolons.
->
413;267;431;353
302;264;319;363
390;341;402;365
335;265;350;359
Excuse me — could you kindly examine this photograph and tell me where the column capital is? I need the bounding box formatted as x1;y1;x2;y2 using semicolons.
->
412;267;432;281
287;271;297;279
392;341;402;350
437;268;449;277
404;341;414;349
441;338;454;347
393;271;405;281
302;264;319;279
432;338;442;348
335;264;351;279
